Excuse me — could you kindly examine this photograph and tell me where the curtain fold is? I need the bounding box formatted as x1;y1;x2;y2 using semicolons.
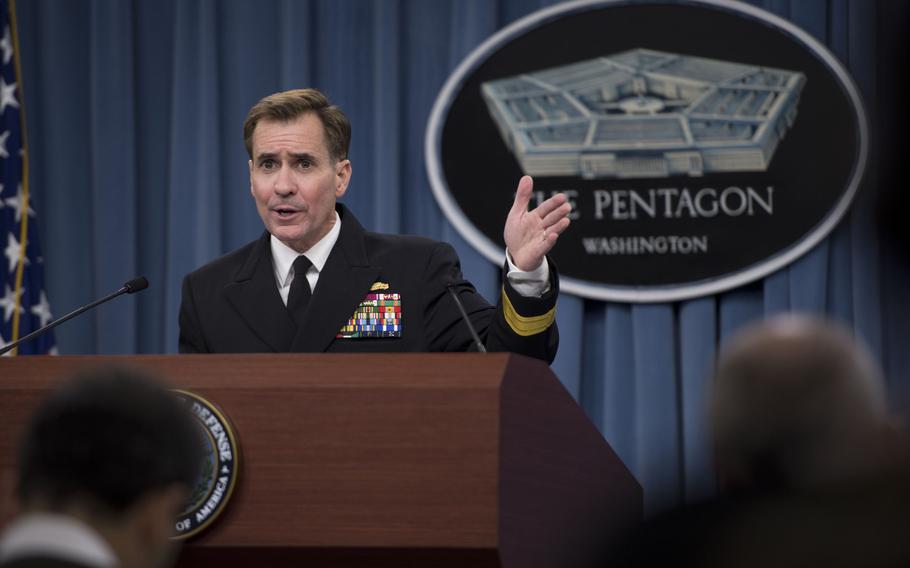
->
163;0;223;351
89;0;138;353
15;0;908;515
678;297;716;503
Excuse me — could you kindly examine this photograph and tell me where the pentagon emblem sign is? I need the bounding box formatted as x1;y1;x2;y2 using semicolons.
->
426;0;867;302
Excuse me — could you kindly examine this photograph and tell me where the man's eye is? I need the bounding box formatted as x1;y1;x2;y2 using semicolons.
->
297;159;312;169
260;159;276;170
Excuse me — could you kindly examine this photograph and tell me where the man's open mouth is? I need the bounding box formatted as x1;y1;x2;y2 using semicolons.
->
275;208;299;218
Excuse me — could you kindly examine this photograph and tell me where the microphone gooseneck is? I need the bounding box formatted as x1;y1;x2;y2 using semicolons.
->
446;282;487;353
0;277;150;356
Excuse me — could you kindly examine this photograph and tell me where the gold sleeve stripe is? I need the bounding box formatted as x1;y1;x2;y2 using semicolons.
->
502;287;556;336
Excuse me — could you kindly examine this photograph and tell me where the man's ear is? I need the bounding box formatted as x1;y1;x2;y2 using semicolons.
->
248;159;254;196
335;159;352;198
109;484;187;568
134;484;188;546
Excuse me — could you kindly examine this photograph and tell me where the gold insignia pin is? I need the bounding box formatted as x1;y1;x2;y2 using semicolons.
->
370;282;390;291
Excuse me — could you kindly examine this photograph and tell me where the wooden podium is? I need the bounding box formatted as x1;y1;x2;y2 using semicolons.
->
0;354;641;567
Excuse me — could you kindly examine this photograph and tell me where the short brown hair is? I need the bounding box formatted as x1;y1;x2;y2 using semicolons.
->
243;88;351;162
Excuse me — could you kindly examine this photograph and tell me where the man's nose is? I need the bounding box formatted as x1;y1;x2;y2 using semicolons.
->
274;163;296;195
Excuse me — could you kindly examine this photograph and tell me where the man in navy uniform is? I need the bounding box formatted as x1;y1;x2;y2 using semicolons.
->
179;89;571;360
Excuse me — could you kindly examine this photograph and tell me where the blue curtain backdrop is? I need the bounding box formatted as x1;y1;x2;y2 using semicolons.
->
14;0;910;514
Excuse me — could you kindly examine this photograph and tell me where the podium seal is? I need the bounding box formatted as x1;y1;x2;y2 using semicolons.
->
171;390;240;540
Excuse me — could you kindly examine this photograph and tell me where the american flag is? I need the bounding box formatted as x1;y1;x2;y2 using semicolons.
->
0;0;55;356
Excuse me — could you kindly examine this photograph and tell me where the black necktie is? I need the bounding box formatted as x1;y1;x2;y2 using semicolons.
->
287;255;313;324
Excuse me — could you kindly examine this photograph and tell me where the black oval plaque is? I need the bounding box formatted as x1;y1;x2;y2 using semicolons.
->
426;0;867;302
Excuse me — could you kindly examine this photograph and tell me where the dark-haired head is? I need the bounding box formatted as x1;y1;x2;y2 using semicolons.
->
13;367;202;568
17;368;201;513
243;88;351;162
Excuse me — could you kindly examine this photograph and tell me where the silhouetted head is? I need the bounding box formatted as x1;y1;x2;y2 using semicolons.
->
15;367;202;568
711;316;887;492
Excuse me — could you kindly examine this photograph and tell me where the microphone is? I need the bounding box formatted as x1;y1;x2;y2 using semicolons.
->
123;276;149;293
446;282;487;353
0;277;149;356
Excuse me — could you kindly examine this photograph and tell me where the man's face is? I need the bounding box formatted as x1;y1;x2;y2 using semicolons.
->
249;113;351;252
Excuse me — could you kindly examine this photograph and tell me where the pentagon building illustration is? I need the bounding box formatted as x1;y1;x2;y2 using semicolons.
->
480;49;805;179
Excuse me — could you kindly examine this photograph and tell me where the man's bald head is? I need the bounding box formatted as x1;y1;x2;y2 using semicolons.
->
711;316;887;491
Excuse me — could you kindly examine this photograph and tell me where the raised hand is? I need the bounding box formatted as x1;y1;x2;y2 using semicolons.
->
503;176;571;271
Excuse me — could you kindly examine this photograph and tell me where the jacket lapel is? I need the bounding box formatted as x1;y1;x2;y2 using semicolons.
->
223;232;297;352
289;205;380;352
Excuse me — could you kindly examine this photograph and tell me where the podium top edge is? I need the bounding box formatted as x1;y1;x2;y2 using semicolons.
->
0;353;550;390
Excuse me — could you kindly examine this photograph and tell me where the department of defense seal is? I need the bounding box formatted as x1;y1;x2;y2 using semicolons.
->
171;390;240;540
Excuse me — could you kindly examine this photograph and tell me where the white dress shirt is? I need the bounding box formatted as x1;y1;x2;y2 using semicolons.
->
271;212;343;306
0;513;119;567
270;211;550;305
